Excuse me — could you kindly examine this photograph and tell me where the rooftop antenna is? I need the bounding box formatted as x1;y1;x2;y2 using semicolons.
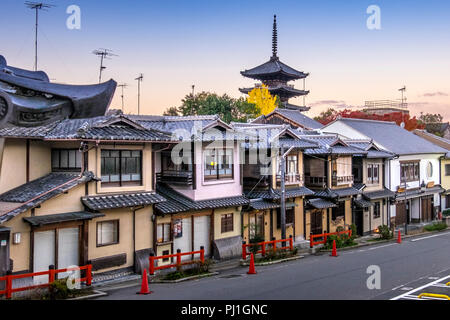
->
135;74;144;115
25;2;55;71
117;83;128;112
92;48;117;83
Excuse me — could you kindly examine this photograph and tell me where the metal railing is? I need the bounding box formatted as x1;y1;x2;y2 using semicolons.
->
332;175;354;186
304;175;327;188
276;173;303;185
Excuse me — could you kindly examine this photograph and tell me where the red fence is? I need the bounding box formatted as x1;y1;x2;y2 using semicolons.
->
310;230;352;248
0;264;92;299
149;247;205;275
242;236;293;260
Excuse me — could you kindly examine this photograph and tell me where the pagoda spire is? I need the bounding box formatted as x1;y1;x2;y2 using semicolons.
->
272;14;278;60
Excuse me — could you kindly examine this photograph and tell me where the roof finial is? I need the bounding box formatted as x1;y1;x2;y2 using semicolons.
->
272;14;278;59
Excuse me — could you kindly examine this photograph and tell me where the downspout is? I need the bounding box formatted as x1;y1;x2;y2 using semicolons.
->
26;139;30;182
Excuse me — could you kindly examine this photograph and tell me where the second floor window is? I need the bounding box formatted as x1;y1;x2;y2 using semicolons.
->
445;164;450;176
101;150;142;186
52;149;82;171
204;148;233;181
400;161;419;183
373;202;381;219
367;164;380;184
278;155;298;174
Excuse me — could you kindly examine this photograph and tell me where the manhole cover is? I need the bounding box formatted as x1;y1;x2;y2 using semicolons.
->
220;274;243;279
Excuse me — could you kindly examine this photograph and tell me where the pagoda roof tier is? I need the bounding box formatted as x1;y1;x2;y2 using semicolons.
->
240;57;309;82
282;102;310;112
239;84;309;99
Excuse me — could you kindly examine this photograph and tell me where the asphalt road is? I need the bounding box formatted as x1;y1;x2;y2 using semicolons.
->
96;231;450;300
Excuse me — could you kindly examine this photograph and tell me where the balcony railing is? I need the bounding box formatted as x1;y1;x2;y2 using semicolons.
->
332;175;354;187
305;175;327;188
276;173;303;186
156;171;193;186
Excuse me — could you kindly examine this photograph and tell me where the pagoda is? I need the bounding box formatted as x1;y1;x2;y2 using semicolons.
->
240;15;310;111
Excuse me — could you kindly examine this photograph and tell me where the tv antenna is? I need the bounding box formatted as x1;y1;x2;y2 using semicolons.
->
92;48;117;83
117;83;128;112
25;2;55;71
398;86;406;106
135;74;144;115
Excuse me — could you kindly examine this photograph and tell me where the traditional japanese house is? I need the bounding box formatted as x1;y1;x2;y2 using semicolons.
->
231;122;318;245
323;118;447;227
130;115;249;261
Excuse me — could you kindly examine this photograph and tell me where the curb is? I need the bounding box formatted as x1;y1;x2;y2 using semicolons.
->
150;272;219;283
67;290;108;300
240;255;304;266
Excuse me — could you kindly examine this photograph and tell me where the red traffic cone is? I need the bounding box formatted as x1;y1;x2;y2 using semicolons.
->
137;268;152;295
331;240;338;257
397;230;402;244
247;253;257;274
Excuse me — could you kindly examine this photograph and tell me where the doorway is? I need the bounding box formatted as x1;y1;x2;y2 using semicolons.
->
310;210;323;235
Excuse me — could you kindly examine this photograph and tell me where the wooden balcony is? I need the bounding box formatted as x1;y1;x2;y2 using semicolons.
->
156;171;193;186
276;173;303;186
305;175;327;189
332;175;354;187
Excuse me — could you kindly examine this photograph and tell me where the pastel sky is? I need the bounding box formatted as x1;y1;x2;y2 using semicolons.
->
1;0;449;120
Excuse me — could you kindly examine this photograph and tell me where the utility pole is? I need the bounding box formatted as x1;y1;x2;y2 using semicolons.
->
280;145;294;240
92;48;117;83
135;74;144;115
117;83;128;112
25;2;55;71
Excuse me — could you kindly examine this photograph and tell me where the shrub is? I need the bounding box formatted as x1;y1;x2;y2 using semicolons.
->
324;233;356;249
442;209;450;217
350;224;357;239
377;225;393;240
48;278;73;300
249;234;265;255
424;222;448;232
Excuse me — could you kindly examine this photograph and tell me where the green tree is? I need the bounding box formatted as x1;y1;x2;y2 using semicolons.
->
164;91;260;123
163;106;180;116
419;112;443;124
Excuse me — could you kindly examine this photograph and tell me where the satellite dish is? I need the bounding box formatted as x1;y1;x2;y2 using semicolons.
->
400;122;405;128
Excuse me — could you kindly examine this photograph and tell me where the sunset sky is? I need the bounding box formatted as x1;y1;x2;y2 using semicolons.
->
1;0;449;120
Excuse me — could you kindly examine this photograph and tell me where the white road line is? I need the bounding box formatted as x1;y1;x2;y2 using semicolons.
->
367;243;396;251
410;231;450;242
390;274;450;300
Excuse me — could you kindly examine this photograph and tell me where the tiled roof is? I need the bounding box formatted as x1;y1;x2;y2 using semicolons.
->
82;192;166;211
300;135;367;156
307;198;337;209
240;57;308;81
155;183;249;214
363;188;395;200
395;185;445;200
23;211;105;226
249;200;280;210
314;187;361;199
247;187;314;200
269;108;322;130
332;118;448;155
0;172;95;223
0;115;173;142
354;198;373;208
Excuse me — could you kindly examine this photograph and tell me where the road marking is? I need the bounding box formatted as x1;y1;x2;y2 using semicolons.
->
367;243;395;251
428;277;439;280
401;287;413;291
410;232;450;242
391;275;450;300
391;284;404;290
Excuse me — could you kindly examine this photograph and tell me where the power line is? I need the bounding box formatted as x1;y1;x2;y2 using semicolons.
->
92;48;117;83
25;1;55;71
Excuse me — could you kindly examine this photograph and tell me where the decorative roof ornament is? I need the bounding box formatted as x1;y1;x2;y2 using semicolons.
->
271;14;278;60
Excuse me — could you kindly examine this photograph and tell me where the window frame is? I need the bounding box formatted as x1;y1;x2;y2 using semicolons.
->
276;207;295;229
156;222;172;244
445;164;450;176
221;213;234;233
51;148;82;172
203;147;234;181
400;161;420;183
96;220;119;247
101;149;143;187
367;164;380;185
332;201;345;221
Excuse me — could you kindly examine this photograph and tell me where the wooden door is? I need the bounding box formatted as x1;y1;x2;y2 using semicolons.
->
395;201;407;225
421;196;433;222
310;210;323;235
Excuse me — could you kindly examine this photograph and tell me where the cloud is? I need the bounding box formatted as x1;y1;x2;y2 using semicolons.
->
421;92;448;97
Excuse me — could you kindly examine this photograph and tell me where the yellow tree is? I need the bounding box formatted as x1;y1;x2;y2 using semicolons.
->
247;85;278;116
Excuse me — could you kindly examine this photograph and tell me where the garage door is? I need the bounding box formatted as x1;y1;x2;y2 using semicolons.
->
57;228;79;279
194;216;211;257
173;218;192;261
34;230;55;284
